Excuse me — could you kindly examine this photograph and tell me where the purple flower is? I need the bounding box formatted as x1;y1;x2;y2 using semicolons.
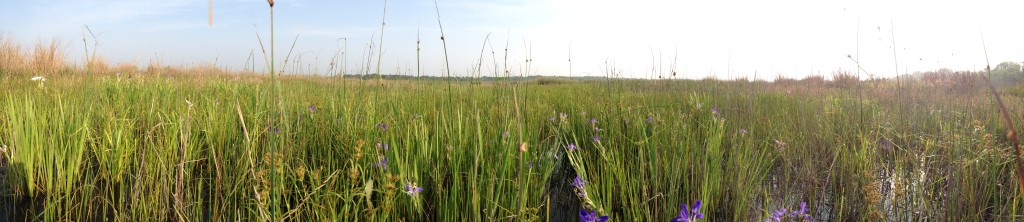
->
769;208;787;222
567;143;578;151
549;116;557;121
560;112;568;119
571;176;585;188
791;202;812;221
273;127;280;134
589;118;598;124
571;176;588;199
592;135;601;143
766;202;812;222
377;123;388;132
308;105;316;111
594;127;602;132
739;128;748;135
372;157;388;169
404;183;423;195
646;116;654;123
377;143;389;151
503;131;510;138
673;200;704;222
579;210;609;222
711;107;720;115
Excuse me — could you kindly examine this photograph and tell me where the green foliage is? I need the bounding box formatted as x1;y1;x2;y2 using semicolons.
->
991;61;1023;87
0;74;1021;221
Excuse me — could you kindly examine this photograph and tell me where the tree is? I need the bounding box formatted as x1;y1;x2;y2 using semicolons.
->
990;61;1023;87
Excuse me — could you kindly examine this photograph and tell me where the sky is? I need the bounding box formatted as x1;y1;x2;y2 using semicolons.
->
2;0;1023;80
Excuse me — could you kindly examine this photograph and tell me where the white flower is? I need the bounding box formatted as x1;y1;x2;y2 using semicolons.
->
30;76;46;81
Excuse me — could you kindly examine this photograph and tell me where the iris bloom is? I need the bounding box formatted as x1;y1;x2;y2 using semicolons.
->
571;176;588;199
765;202;812;222
372;157;387;168
404;183;423;195
579;210;609;222
567;143;578;151
769;208;787;222
571;176;585;188
672;200;704;222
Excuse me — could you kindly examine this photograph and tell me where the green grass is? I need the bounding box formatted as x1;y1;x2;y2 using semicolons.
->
0;73;1022;221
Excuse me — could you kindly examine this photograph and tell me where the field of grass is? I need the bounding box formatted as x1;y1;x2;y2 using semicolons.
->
2;62;1024;221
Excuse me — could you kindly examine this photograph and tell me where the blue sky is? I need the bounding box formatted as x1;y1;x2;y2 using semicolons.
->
3;0;1023;79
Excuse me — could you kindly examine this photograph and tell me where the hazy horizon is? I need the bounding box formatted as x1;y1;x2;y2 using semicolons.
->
3;0;1023;80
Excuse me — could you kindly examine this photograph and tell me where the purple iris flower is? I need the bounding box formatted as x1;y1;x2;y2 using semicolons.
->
579;210;609;222
672;200;704;222
404;183;423;195
765;202;812;222
567;143;578;151
372;157;387;169
571;176;585;188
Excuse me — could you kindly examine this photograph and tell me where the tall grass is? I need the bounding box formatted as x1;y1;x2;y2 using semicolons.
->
1;18;1023;222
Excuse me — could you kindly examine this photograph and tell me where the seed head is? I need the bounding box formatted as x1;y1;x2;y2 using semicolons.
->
267;0;274;7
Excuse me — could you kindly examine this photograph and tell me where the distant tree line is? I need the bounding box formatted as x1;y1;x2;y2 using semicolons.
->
989;61;1024;87
903;61;1023;88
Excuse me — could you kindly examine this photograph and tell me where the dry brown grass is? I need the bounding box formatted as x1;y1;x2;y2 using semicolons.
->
30;37;68;74
829;70;859;88
0;34;27;72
